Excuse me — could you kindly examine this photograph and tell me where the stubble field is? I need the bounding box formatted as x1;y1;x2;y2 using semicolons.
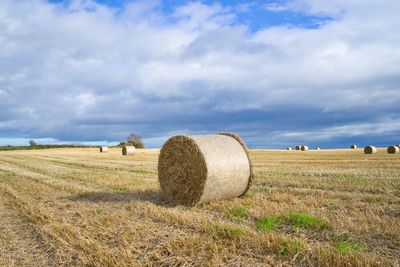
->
0;148;399;266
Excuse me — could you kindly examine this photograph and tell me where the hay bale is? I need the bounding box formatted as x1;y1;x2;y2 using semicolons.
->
351;144;357;149
99;146;109;153
122;145;135;155
387;145;400;154
315;147;320;150
287;147;292;150
158;133;252;206
295;145;301;150
301;146;309;151
364;146;377;154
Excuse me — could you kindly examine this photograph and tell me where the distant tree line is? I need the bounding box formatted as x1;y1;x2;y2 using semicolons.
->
1;133;145;151
0;144;98;151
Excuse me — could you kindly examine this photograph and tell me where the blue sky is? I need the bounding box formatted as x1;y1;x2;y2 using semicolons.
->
0;0;399;148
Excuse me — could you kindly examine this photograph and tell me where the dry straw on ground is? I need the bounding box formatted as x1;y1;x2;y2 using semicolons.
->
301;146;309;151
158;133;252;206
122;146;135;156
99;146;109;153
364;146;377;154
387;145;400;154
351;144;357;149
0;147;399;266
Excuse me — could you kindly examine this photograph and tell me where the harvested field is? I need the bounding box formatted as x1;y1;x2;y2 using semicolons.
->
0;148;399;266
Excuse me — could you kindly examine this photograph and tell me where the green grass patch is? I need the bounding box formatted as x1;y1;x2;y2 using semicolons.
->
256;216;282;232
259;186;270;194
229;205;251;219
133;169;155;174
211;224;246;239
340;175;365;185
278;238;304;256
111;184;129;192
335;241;365;253
0;237;10;245
286;212;330;229
95;207;105;215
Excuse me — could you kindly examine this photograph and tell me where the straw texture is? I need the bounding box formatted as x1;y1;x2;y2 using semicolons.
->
100;146;109;153
387;146;399;154
122;145;135;155
158;133;252;206
301;146;309;151
364;146;377;154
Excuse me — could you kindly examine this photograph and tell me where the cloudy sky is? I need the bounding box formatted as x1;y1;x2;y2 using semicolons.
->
0;0;399;148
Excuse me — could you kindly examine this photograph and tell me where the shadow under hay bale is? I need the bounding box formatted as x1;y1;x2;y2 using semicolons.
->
158;132;253;206
100;146;109;153
122;145;135;155
364;146;377;154
66;189;166;205
387;146;400;154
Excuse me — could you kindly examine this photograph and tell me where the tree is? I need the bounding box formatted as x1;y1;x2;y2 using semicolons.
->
127;133;144;148
29;140;37;147
117;142;126;147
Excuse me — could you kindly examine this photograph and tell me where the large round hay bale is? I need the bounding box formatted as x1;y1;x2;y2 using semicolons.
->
100;146;109;153
122;145;135;155
287;147;292;150
158;133;253;206
351;144;357;149
315;147;320;150
301;146;309;151
364;146;377;154
295;145;301;150
387;145;400;154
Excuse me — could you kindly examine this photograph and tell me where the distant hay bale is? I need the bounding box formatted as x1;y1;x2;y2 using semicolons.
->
99;146;109;153
315;147;321;150
287;147;292;150
387;145;399;154
122;145;135;155
301;146;309;151
364;146;377;154
295;145;301;150
158;133;252;206
351;144;357;149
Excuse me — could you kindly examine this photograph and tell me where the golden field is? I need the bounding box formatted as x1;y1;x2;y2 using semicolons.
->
0;148;399;266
